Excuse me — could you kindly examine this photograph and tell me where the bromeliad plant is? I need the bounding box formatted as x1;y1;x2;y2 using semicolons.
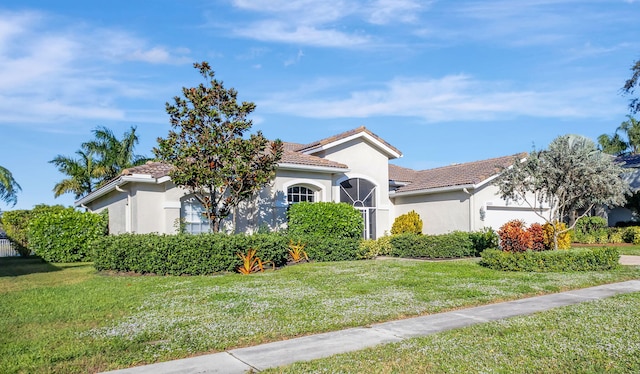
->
287;240;309;263
237;248;273;275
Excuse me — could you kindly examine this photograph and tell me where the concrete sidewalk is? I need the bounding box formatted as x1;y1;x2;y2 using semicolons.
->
102;279;640;374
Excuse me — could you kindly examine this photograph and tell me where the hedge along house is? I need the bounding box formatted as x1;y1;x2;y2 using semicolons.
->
76;126;547;237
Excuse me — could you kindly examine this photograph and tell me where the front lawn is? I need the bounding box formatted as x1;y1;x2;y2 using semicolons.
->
1;257;639;373
271;291;640;373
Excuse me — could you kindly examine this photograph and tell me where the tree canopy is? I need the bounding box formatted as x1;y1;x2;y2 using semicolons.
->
0;165;21;207
50;126;148;199
623;57;640;114
154;61;283;233
494;134;629;249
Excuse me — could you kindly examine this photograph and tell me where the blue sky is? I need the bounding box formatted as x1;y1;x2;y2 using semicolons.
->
1;0;639;210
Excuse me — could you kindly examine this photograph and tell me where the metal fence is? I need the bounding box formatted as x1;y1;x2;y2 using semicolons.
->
0;239;19;257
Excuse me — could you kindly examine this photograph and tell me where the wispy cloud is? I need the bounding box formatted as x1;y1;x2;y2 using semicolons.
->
259;74;621;122
0;10;189;129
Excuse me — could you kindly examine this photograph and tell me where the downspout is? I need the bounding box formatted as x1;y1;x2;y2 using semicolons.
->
115;185;132;233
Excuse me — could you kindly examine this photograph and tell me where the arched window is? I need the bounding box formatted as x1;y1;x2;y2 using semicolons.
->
287;185;315;204
339;178;377;239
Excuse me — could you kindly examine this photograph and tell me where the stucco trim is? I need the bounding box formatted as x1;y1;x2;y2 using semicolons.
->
303;132;402;160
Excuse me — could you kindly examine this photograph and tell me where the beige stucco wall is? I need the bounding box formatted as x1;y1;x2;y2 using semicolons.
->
84;189;128;234
391;182;548;235
314;138;393;238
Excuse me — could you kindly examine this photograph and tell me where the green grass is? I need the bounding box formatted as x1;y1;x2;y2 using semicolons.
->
269;292;640;373
1;257;639;373
572;244;640;256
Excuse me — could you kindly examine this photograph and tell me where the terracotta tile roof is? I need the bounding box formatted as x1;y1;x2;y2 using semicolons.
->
296;126;402;157
388;164;418;183
280;150;348;169
394;153;526;193
283;142;305;152
121;162;174;179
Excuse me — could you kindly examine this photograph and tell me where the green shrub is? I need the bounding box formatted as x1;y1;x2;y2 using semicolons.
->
622;226;640;244
28;208;108;262
1;205;68;257
468;227;499;256
575;216;608;235
292;235;361;262
287;202;363;240
390;232;473;259
358;235;393;259
391;210;423;235
479;247;620;272
93;232;290;275
608;228;625;244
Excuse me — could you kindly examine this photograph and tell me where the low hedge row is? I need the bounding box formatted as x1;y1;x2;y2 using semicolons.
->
479;247;620;272
92;232;361;275
389;232;474;259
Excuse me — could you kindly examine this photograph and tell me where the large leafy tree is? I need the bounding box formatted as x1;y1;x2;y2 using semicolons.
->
0;165;21;207
495;135;629;249
50;126;148;199
623;57;640;114
154;61;283;232
598;115;640;156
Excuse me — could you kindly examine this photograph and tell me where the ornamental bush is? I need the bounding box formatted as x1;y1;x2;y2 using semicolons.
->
497;220;532;252
542;222;572;249
390;231;473;259
391;210;423;235
287;202;363;240
29;208;108;262
479;247;620;272
527;223;546;251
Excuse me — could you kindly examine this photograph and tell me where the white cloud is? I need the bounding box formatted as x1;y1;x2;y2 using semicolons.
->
0;10;188;128
232;21;370;48
284;49;305;67
365;0;426;25
258;74;621;122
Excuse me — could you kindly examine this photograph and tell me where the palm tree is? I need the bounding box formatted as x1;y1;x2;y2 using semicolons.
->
49;145;99;199
598;115;640;156
83;126;150;186
0;165;21;206
618;115;640;154
597;133;627;156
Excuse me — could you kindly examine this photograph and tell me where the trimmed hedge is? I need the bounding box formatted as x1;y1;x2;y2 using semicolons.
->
28;208;108;262
92;232;362;275
93;233;291;275
389;232;474;259
479;247;620;272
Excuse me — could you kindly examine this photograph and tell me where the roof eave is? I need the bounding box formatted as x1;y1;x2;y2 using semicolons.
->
277;163;350;173
390;183;476;198
74;175;160;207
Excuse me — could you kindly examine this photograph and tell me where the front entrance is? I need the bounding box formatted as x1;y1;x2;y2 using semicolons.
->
340;178;376;239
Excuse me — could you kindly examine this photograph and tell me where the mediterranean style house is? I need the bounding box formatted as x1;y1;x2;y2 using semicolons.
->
76;126;547;238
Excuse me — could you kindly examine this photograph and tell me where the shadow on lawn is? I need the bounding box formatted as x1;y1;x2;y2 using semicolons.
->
0;256;62;277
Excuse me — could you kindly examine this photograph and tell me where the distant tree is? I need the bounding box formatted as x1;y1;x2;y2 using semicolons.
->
494;135;629;249
0;165;21;207
623;57;640;114
598;115;640;155
83;126;149;185
50;144;99;199
50;126;149;199
154;62;283;232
